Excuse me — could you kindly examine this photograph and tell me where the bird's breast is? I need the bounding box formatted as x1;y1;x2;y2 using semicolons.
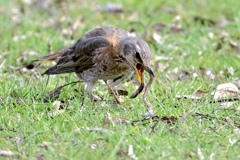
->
77;52;132;82
96;60;131;80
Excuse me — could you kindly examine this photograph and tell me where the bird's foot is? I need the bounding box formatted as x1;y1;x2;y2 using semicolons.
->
104;80;121;105
142;110;154;117
90;94;101;105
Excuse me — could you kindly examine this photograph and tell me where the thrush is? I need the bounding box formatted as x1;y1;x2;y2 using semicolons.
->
40;27;155;116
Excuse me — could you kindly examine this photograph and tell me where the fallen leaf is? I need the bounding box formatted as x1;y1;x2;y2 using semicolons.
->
152;22;184;33
199;67;216;80
13;35;27;42
194;89;208;97
87;127;108;133
177;89;207;101
94;3;123;13
47;100;65;118
40;142;52;148
210;153;215;160
225;67;234;76
208;32;214;39
171;15;181;24
91;144;97;149
232;78;240;88
13;136;25;144
197;148;204;160
52;100;61;109
169;25;184;33
0;150;14;156
237;106;240;116
35;154;45;160
167;67;179;80
153;32;164;44
118;117;131;124
178;71;190;81
186;152;196;158
70;16;84;39
152;23;166;31
194;16;216;26
234;128;240;134
215;36;226;51
34;0;51;10
116;149;128;157
176;95;202;101
211;83;240;100
11;7;22;25
61;28;71;36
229;138;237;145
16;56;25;65
154;56;173;61
229;40;240;54
128;145;138;160
219;102;234;108
161;116;178;123
105;113;130;126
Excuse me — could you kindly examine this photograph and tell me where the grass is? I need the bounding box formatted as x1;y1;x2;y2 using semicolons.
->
0;0;240;159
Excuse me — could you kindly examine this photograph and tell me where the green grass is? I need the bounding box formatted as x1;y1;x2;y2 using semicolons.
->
1;0;240;159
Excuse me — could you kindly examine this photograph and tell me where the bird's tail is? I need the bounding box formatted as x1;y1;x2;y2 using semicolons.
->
41;47;76;75
31;48;68;63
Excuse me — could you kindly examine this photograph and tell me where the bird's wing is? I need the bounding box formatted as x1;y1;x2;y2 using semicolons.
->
80;27;129;40
44;36;110;75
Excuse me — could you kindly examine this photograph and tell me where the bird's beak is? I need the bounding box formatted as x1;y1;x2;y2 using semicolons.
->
135;64;154;84
135;64;144;85
131;64;154;98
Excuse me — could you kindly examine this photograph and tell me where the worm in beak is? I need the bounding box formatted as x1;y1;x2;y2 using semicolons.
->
130;64;154;98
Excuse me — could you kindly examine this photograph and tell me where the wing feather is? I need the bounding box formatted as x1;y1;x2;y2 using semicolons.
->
44;36;110;75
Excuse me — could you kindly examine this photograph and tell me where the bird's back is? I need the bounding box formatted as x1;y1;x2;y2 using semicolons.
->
44;27;132;75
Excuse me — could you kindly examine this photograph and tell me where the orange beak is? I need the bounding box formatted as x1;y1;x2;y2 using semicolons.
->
135;64;144;85
131;64;154;98
135;64;154;84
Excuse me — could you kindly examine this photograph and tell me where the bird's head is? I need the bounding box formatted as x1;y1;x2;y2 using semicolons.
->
120;36;154;98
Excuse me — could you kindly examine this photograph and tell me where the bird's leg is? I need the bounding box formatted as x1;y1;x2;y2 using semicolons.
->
86;81;98;105
104;80;121;104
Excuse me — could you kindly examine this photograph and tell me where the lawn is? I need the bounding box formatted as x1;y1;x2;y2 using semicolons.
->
0;0;240;159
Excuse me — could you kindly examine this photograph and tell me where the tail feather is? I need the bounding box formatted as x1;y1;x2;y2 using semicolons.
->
44;65;75;75
30;46;77;75
32;48;68;63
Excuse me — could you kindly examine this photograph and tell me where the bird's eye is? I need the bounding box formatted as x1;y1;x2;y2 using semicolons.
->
135;52;142;62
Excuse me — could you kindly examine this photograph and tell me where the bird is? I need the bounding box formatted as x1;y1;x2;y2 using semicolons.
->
40;27;155;116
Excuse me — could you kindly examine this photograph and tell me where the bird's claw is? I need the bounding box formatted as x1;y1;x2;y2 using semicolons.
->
142;110;154;117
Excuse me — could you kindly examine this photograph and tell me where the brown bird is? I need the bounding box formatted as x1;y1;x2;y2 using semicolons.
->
41;27;154;116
